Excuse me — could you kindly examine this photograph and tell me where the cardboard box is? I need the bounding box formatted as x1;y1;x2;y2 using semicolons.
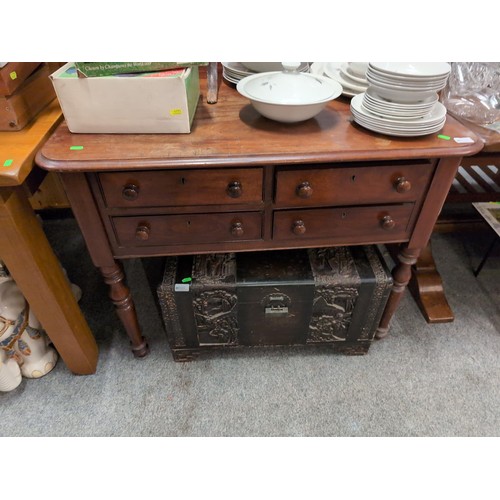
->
0;62;42;96
74;62;207;78
0;63;56;131
50;62;200;133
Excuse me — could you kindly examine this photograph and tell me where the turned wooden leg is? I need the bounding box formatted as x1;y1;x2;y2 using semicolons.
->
408;241;454;323
100;263;149;357
376;246;420;339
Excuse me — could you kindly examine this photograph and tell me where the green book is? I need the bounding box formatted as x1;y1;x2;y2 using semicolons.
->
74;62;207;78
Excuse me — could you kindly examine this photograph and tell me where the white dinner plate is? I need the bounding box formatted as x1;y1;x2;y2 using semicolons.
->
362;97;436;115
352;93;446;124
310;62;356;97
353;122;445;137
324;63;368;93
351;93;447;136
222;62;253;77
222;71;239;85
340;64;368;84
361;101;431;120
364;87;438;108
351;110;445;130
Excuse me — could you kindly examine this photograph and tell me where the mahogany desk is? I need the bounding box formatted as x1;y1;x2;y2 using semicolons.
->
0;99;98;374
35;85;483;357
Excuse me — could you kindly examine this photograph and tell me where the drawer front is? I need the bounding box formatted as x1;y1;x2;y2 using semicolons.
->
275;163;433;207
99;168;264;208
112;212;263;247
273;204;415;242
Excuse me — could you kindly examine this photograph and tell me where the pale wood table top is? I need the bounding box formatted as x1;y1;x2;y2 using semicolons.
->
0;99;62;187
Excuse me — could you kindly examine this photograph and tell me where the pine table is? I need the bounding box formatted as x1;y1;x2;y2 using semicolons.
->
0;99;98;374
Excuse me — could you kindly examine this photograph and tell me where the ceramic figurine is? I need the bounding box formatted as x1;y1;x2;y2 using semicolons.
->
0;356;22;392
0;275;58;392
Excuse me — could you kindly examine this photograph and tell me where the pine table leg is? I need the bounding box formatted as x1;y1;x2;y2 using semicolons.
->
0;187;98;374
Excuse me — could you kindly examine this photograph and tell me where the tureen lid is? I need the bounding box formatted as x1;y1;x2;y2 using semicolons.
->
237;62;342;105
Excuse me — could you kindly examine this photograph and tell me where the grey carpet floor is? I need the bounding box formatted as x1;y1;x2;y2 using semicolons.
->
1;217;499;436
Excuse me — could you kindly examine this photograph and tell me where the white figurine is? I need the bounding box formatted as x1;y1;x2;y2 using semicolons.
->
0;275;58;392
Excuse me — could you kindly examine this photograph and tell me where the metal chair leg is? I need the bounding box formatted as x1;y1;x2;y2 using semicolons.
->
473;236;498;277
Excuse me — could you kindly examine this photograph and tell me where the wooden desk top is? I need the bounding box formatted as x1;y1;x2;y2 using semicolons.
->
36;83;484;172
0;99;63;187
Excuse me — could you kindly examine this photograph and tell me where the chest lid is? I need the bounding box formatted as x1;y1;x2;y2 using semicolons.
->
190;253;237;290
236;250;314;287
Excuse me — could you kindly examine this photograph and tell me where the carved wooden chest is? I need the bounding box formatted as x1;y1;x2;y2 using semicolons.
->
157;246;393;361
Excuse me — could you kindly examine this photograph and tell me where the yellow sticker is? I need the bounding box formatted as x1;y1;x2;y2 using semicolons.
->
10;71;17;80
170;109;183;116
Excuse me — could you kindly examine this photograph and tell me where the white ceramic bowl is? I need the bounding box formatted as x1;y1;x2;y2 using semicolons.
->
236;63;342;123
367;73;447;92
368;82;438;104
369;62;451;77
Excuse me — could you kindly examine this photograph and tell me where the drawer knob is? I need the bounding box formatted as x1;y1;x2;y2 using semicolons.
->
292;219;306;235
231;221;244;237
122;183;140;201
227;181;243;198
381;215;396;230
135;223;150;240
296;181;313;199
395;177;411;193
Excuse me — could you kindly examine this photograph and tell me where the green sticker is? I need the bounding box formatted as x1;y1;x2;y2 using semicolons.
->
3;159;13;167
181;277;192;283
70;145;84;150
438;134;451;140
10;71;17;80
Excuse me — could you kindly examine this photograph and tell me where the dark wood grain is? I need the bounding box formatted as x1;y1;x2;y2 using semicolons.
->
36;81;482;171
274;161;434;208
34;69;485;355
98;168;264;208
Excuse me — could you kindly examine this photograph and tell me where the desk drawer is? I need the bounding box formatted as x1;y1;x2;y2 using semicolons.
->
273;204;415;242
99;168;264;208
275;162;433;207
112;212;263;247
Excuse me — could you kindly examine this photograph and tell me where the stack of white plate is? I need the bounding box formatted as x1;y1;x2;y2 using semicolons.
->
222;62;309;84
310;62;369;96
362;87;439;118
366;62;450;102
351;62;451;137
351;93;448;137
